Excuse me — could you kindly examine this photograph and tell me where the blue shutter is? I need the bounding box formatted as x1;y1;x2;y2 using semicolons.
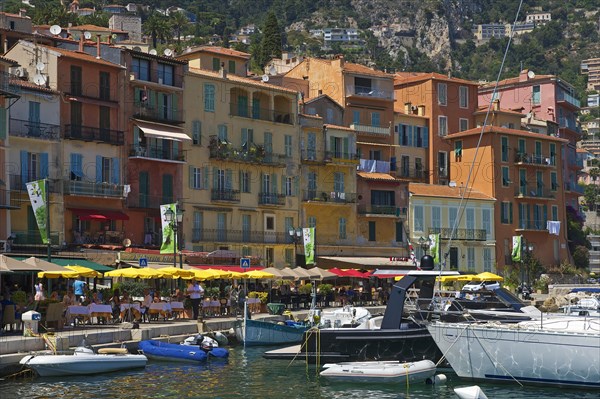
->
272;173;277;194
423;127;429;148
40;152;49;179
294;176;299;196
111;157;119;184
96;155;102;183
398;124;405;145
390;156;397;171
413;126;418;146
281;175;286;195
189;165;195;188
0;107;6;140
343;138;349;158
241;128;248;148
20;151;28;188
225;169;232;190
407;125;413;146
173;141;179;159
70;153;78;177
203;166;209;189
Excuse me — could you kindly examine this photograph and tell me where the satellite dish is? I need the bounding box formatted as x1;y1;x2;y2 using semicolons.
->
111;33;118;39
123;238;132;247
33;74;46;86
163;48;173;57
268;65;276;75
261;74;269;82
83;31;92;40
149;49;158;56
36;62;45;71
49;25;62;35
132;46;141;52
527;70;535;79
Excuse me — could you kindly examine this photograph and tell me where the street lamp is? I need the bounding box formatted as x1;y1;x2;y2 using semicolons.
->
288;227;302;267
418;236;431;255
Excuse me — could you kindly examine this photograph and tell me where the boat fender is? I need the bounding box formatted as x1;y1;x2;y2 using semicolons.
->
454;385;488;399
425;374;447;385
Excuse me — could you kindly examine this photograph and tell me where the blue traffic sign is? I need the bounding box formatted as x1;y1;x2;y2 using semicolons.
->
240;258;250;268
139;258;148;267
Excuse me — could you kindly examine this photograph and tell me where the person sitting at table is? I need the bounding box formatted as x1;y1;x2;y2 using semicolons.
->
153;292;161;303
91;291;103;305
141;289;152;322
109;289;121;322
62;289;76;308
171;288;185;302
48;291;59;301
121;291;131;304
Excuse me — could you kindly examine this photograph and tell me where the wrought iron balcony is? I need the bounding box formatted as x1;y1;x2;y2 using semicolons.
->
515;220;548;231
301;190;357;203
345;85;393;100
63;179;125;198
0;188;20;209
64;124;124;145
211;189;241;202
395;167;430;179
133;104;184;123
125;193;163;209
350;123;391;135
191;228;289;244
324;151;359;163
8;174;61;193
428;227;488;241
208;137;286;166
301;149;325;163
128;145;186;162
514;151;555;166
230;102;295;125
515;186;555;199
258;192;286;206
358;205;406;217
9;118;60;141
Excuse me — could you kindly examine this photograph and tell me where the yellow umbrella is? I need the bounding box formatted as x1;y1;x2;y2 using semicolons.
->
104;267;166;279
240;270;275;279
38;269;80;279
436;274;476;283
183;268;225;281
472;272;504;282
157;266;195;279
65;265;103;278
394;275;404;281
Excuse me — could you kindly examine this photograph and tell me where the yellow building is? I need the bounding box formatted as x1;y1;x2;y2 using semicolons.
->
409;183;496;273
177;46;250;77
182;66;299;267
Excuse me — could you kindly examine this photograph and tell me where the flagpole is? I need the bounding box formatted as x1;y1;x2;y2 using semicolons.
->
46;178;51;262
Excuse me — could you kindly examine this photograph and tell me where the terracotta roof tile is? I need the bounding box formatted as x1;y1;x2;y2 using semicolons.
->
69;24;127;33
10;79;59;94
324;124;355;131
474;105;525;116
444;125;569;143
180;46;251;60
357;172;399;182
409;183;494;200
36;43;124;68
394;72;477;86
0;55;18;66
342;62;391;78
481;74;555;89
187;67;298;94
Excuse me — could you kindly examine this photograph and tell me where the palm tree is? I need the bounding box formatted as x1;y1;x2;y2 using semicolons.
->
143;12;170;49
169;11;189;45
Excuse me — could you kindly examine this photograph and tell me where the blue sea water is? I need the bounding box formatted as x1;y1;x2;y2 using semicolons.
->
1;345;598;399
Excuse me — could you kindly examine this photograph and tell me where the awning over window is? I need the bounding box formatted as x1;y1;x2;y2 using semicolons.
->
69;208;129;221
135;119;191;141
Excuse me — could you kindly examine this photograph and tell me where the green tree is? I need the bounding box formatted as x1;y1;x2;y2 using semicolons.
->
143;12;170;49
573;245;590;269
169;11;190;46
256;11;282;69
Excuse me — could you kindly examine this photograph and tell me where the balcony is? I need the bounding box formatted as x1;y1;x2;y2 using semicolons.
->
128;145;186;162
63;180;125;198
9;174;61;193
9;118;60;141
514;151;555;166
133;104;184;124
396;167;430;180
324;151;359;163
230;103;295;125
428;227;488;241
556;91;581;109
301;190;357;203
0;71;21;98
358;205;407;217
515;220;547;232
345;85;393;100
208;137;286;166
129;69;184;89
350;123;391;136
564;182;585;194
0;189;20;209
64;124;124;145
301;149;325;163
126;193;163;209
515;186;555;199
258;192;286;206
211;189;241;202
191;228;289;244
558;116;581;134
358;159;391;173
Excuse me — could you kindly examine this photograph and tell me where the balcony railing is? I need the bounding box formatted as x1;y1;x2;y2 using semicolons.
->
515;220;547;231
126;193;163;209
63;180;125;198
345;85;393;100
358;159;391;173
133;104;184;123
324;151;359;162
301;149;325;162
64;124;124;145
515;186;555;199
301;190;357;203
0;189;20;209
258;192;286;206
211;189;241;202
191;228;290;244
358;205;407;217
514;151;555;166
128;145;186;162
9;118;61;141
208;137;286;166
350;123;391;135
11;230;60;245
558;117;581;134
0;71;21;97
564;182;585;194
396;167;430;179
230;103;295;125
428;227;488;241
8;174;61;193
556;91;581;108
129;69;184;88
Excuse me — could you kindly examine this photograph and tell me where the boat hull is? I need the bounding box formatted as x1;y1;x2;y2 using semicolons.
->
234;319;307;345
20;353;147;377
427;320;600;388
139;340;228;362
320;359;436;383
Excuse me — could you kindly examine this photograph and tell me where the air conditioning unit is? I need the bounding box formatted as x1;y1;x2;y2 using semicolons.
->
11;67;28;78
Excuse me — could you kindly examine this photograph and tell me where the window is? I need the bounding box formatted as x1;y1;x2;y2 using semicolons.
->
432;207;441;228
501;201;512;224
501;136;509;162
99;106;111;137
482;209;491;239
228;60;236;74
438;151;448;178
459;118;468;132
454;140;462;160
532;85;540;105
212;57;220;71
368;221;376;241
70;66;82;95
352;110;360;125
284;135;292;157
192;211;203;241
284;177;293;196
339;218;347;240
240;171;251;193
157;63;174;86
438;82;447;106
401;155;409;177
241;128;253;149
483;248;492;272
99;71;110;100
285;248;294;265
308;216;316;228
459;86;468;108
70;101;82;135
466;208;475;232
449;207;458;230
132;58;150;81
204;84;215;112
502;166;511;186
414;205;424;232
242;214;251;242
438;116;447;136
190;167;202;189
371;112;380;127
333;172;345;194
467;247;475;271
27;101;40;136
549;143;556;165
551;205;558;221
192;120;201;145
217;124;227;142
162;174;173;204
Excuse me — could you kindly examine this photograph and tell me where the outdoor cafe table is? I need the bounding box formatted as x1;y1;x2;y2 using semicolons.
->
67;305;90;325
170;301;184;318
89;304;112;323
148;302;172;319
120;303;141;320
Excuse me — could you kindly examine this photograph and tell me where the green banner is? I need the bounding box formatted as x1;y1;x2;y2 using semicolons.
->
302;227;315;265
428;233;441;265
159;203;177;255
26;179;49;244
512;235;522;262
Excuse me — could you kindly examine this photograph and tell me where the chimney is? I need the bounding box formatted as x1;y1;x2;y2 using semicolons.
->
78;33;84;52
19;8;27;17
107;34;111;45
519;69;529;82
417;105;425;116
96;35;101;59
219;62;227;79
493;99;500;111
404;102;412;114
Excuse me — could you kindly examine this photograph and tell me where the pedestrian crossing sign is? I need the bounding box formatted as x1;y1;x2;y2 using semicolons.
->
240;258;250;268
139;258;148;267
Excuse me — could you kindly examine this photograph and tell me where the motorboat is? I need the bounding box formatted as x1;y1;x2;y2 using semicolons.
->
427;316;600;388
561;296;600;317
320;359;436;383
19;345;147;377
139;340;229;362
234;316;308;346
317;306;372;328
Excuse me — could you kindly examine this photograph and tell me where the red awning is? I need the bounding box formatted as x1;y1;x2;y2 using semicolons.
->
329;268;370;278
69;208;129;221
190;265;264;273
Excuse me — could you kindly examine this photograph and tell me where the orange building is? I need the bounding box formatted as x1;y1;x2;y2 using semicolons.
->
394;73;479;185
444;100;570;270
176;46;250;77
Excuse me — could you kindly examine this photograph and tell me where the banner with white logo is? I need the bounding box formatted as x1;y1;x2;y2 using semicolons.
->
26;179;49;244
159;203;177;254
303;227;315;265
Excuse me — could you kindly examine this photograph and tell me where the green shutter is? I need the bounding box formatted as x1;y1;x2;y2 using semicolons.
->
189;165;195;188
0;107;7;140
212;167;218;189
509;202;513;224
281;175;286;195
203;166;209;189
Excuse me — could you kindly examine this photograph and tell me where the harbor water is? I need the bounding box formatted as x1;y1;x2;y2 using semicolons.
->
1;345;598;399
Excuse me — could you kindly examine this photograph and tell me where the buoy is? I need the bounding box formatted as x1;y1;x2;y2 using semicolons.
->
425;374;447;385
454;385;488;399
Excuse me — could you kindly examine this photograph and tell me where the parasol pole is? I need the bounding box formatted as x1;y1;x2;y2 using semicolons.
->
46;179;51;262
